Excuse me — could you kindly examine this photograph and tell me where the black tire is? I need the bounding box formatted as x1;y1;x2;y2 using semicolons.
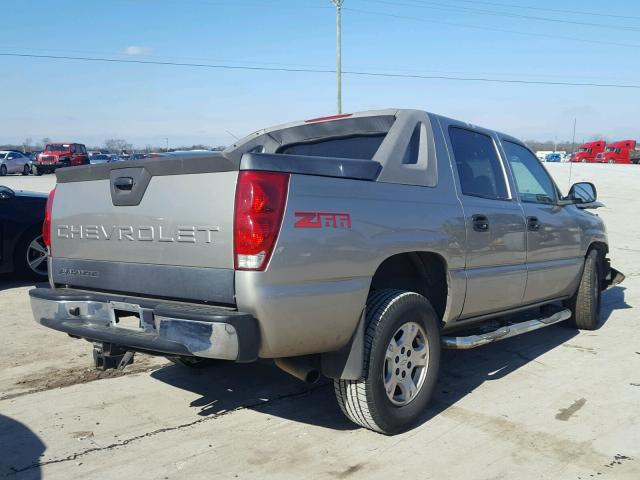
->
35;166;43;176
168;356;217;369
334;289;441;434
22;164;31;175
565;250;601;330
14;228;49;280
0;165;6;176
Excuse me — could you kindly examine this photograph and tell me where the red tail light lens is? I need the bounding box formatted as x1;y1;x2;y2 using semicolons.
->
234;171;289;271
42;187;56;250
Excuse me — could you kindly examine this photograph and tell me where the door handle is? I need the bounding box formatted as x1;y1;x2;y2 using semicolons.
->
114;176;134;191
472;214;490;232
527;216;541;231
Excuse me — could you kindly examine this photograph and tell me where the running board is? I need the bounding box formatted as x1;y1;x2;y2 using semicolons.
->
441;308;571;350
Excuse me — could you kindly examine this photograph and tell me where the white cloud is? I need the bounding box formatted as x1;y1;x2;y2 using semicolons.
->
123;46;153;56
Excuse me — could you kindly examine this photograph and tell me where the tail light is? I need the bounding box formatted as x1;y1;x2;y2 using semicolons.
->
42;187;56;251
234;171;289;271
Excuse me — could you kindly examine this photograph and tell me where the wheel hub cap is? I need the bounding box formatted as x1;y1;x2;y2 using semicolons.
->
383;321;429;406
26;235;48;276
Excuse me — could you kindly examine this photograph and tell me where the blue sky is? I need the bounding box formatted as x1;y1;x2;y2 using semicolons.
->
1;0;638;148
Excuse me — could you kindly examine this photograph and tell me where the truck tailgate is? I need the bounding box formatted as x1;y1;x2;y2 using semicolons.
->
50;158;237;303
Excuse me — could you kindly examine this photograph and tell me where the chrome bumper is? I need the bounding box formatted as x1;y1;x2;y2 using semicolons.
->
29;287;260;362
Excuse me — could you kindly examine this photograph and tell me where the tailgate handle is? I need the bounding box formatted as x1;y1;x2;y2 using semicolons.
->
114;176;134;191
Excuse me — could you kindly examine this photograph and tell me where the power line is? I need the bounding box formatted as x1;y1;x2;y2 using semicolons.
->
2;52;640;89
3;45;629;81
344;7;640;51
361;0;640;32
425;0;640;21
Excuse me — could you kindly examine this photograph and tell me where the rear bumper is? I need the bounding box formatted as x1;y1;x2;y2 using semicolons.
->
29;287;260;362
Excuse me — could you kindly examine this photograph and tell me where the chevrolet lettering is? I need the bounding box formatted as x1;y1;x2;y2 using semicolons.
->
56;225;220;243
31;109;624;434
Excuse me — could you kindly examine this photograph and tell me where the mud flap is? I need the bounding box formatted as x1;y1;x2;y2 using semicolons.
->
320;310;365;380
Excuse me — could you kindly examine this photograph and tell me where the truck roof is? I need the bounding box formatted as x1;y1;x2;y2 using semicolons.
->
607;140;636;149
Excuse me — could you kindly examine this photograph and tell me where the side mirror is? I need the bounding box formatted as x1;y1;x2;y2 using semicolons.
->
568;182;597;204
0;186;15;199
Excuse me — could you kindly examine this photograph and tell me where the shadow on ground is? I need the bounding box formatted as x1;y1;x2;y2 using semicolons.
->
0;274;36;293
601;286;630;323
152;287;628;432
0;414;45;478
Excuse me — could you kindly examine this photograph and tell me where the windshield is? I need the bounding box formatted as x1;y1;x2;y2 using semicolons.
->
45;144;71;152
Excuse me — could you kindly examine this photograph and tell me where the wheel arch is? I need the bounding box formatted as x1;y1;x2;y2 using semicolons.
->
369;251;449;323
321;250;450;381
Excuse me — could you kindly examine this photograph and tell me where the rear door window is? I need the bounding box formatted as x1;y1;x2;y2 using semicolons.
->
278;134;385;160
449;127;509;200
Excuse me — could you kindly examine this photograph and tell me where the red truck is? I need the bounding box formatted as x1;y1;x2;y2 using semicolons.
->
34;143;89;175
596;140;640;164
572;140;606;163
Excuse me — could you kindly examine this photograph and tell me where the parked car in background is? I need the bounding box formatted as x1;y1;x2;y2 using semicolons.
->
33;143;89;175
545;153;562;162
0;151;32;176
89;153;113;165
597;140;640;164
572;140;606;163
0;185;48;279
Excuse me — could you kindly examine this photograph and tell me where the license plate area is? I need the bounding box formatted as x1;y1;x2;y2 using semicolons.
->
108;301;154;332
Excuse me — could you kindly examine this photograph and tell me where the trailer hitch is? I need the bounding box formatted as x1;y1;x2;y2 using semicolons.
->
92;342;135;371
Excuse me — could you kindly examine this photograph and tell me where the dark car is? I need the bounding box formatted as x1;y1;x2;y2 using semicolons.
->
0;186;48;279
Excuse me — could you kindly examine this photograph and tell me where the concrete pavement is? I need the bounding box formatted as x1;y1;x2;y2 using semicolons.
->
1;164;638;479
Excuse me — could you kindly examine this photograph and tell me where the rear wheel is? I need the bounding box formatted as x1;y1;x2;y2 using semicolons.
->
565;250;601;330
608;159;615;164
22;164;31;175
334;289;441;434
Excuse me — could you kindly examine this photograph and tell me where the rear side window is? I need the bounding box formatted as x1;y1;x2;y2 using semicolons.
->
278;134;385;160
449;127;508;200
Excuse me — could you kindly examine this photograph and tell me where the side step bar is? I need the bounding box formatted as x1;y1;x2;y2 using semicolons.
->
441;308;571;350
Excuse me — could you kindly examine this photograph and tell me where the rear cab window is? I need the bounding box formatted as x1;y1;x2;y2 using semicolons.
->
277;134;385;160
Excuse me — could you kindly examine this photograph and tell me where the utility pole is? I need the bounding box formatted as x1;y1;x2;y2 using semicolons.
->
331;0;344;114
571;118;577;153
165;137;169;152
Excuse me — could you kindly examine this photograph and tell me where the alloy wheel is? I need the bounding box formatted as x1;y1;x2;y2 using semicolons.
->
383;321;429;406
26;235;48;276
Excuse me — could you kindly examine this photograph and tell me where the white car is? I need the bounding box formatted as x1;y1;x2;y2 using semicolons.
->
0;151;32;176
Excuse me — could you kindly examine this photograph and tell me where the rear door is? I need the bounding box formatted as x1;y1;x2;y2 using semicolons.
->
6;153;18;173
445;124;527;318
499;140;583;303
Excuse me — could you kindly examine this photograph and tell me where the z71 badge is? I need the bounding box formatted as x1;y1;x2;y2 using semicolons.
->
294;212;351;229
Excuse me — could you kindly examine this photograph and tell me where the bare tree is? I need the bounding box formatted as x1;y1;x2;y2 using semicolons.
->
104;138;133;153
40;137;51;148
22;137;33;153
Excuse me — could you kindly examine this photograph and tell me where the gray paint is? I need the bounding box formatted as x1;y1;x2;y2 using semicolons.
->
51;171;237;269
56;151;237;183
51;257;235;304
240;152;381;180
43;108;612;360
